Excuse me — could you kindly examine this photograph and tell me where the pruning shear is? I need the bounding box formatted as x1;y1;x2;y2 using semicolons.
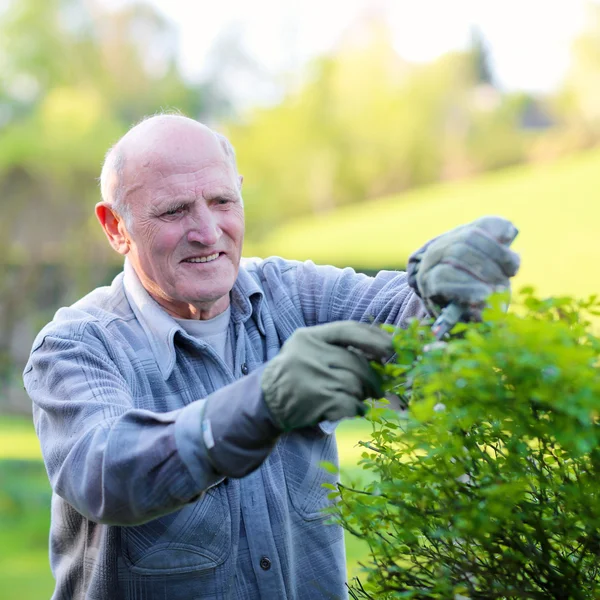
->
431;302;465;340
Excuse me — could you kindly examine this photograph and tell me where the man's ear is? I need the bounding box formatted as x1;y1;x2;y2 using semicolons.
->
95;202;130;255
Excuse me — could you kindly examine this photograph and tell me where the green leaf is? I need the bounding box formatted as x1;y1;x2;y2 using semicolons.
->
319;461;338;474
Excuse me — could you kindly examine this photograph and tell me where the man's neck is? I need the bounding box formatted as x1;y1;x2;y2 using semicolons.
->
152;293;231;321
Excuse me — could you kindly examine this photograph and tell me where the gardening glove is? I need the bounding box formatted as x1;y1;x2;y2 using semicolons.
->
407;215;520;321
261;321;393;431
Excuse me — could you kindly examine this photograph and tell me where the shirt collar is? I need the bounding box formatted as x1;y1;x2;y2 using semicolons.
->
123;258;264;380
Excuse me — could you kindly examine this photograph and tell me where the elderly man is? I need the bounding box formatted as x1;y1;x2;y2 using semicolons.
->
24;115;519;600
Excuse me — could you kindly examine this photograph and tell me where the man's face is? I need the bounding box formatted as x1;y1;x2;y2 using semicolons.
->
119;130;245;319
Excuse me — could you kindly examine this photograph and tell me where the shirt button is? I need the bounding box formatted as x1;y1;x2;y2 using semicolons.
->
259;556;271;571
241;363;249;375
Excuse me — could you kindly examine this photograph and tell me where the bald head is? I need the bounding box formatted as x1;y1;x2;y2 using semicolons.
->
100;115;241;223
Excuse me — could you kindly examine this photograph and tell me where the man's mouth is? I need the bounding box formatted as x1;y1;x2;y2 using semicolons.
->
182;252;221;264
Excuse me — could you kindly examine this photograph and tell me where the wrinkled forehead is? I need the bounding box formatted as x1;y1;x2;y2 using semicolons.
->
123;128;238;200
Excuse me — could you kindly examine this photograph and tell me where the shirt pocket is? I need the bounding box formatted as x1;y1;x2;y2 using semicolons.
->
120;485;231;575
277;428;339;520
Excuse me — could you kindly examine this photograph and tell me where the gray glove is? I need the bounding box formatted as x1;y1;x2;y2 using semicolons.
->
261;321;393;431
407;216;520;320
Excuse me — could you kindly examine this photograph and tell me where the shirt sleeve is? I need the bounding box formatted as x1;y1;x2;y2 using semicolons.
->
263;258;428;328
23;325;272;526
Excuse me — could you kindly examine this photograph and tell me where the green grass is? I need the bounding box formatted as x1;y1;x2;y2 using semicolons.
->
253;149;600;300
336;419;377;580
0;459;54;600
0;415;43;459
0;416;376;597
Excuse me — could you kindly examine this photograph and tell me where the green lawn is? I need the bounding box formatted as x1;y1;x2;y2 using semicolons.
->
253;148;600;301
0;459;55;600
0;416;375;598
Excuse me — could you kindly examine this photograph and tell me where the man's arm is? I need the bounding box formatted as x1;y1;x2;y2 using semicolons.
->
25;321;391;526
258;216;519;330
24;328;274;526
271;259;426;328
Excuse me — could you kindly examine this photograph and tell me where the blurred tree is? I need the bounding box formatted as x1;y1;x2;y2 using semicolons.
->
556;3;600;139
227;15;531;240
470;26;494;86
228;19;458;238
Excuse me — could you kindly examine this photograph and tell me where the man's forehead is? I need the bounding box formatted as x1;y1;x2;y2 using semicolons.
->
122;158;239;213
124;141;232;189
130;134;222;169
111;117;238;206
129;152;234;186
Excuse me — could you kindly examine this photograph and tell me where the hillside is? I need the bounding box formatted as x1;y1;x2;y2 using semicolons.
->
248;149;600;299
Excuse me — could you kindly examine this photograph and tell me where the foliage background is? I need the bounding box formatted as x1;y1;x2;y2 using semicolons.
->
2;0;600;596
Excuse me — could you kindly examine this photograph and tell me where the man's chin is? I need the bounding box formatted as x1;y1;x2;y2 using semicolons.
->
175;267;238;306
182;284;234;308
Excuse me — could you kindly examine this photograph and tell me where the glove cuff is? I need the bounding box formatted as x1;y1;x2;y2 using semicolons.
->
260;358;288;431
407;238;445;318
202;367;282;478
406;249;425;299
407;235;439;298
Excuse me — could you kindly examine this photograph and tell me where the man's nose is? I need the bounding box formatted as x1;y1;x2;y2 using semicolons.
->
186;208;221;246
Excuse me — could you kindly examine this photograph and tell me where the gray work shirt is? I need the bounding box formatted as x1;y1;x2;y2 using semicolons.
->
24;256;425;600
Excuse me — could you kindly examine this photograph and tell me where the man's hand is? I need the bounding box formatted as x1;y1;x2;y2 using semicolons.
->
407;216;520;321
261;322;393;431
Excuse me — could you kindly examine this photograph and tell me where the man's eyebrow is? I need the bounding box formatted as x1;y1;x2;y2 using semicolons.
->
152;198;194;213
203;187;239;200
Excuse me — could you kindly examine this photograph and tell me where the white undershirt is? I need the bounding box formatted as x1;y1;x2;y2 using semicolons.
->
175;306;234;367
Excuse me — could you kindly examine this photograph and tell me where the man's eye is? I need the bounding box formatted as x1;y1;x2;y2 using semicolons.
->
164;205;185;216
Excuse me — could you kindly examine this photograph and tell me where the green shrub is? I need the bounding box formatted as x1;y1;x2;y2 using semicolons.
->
329;290;600;599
